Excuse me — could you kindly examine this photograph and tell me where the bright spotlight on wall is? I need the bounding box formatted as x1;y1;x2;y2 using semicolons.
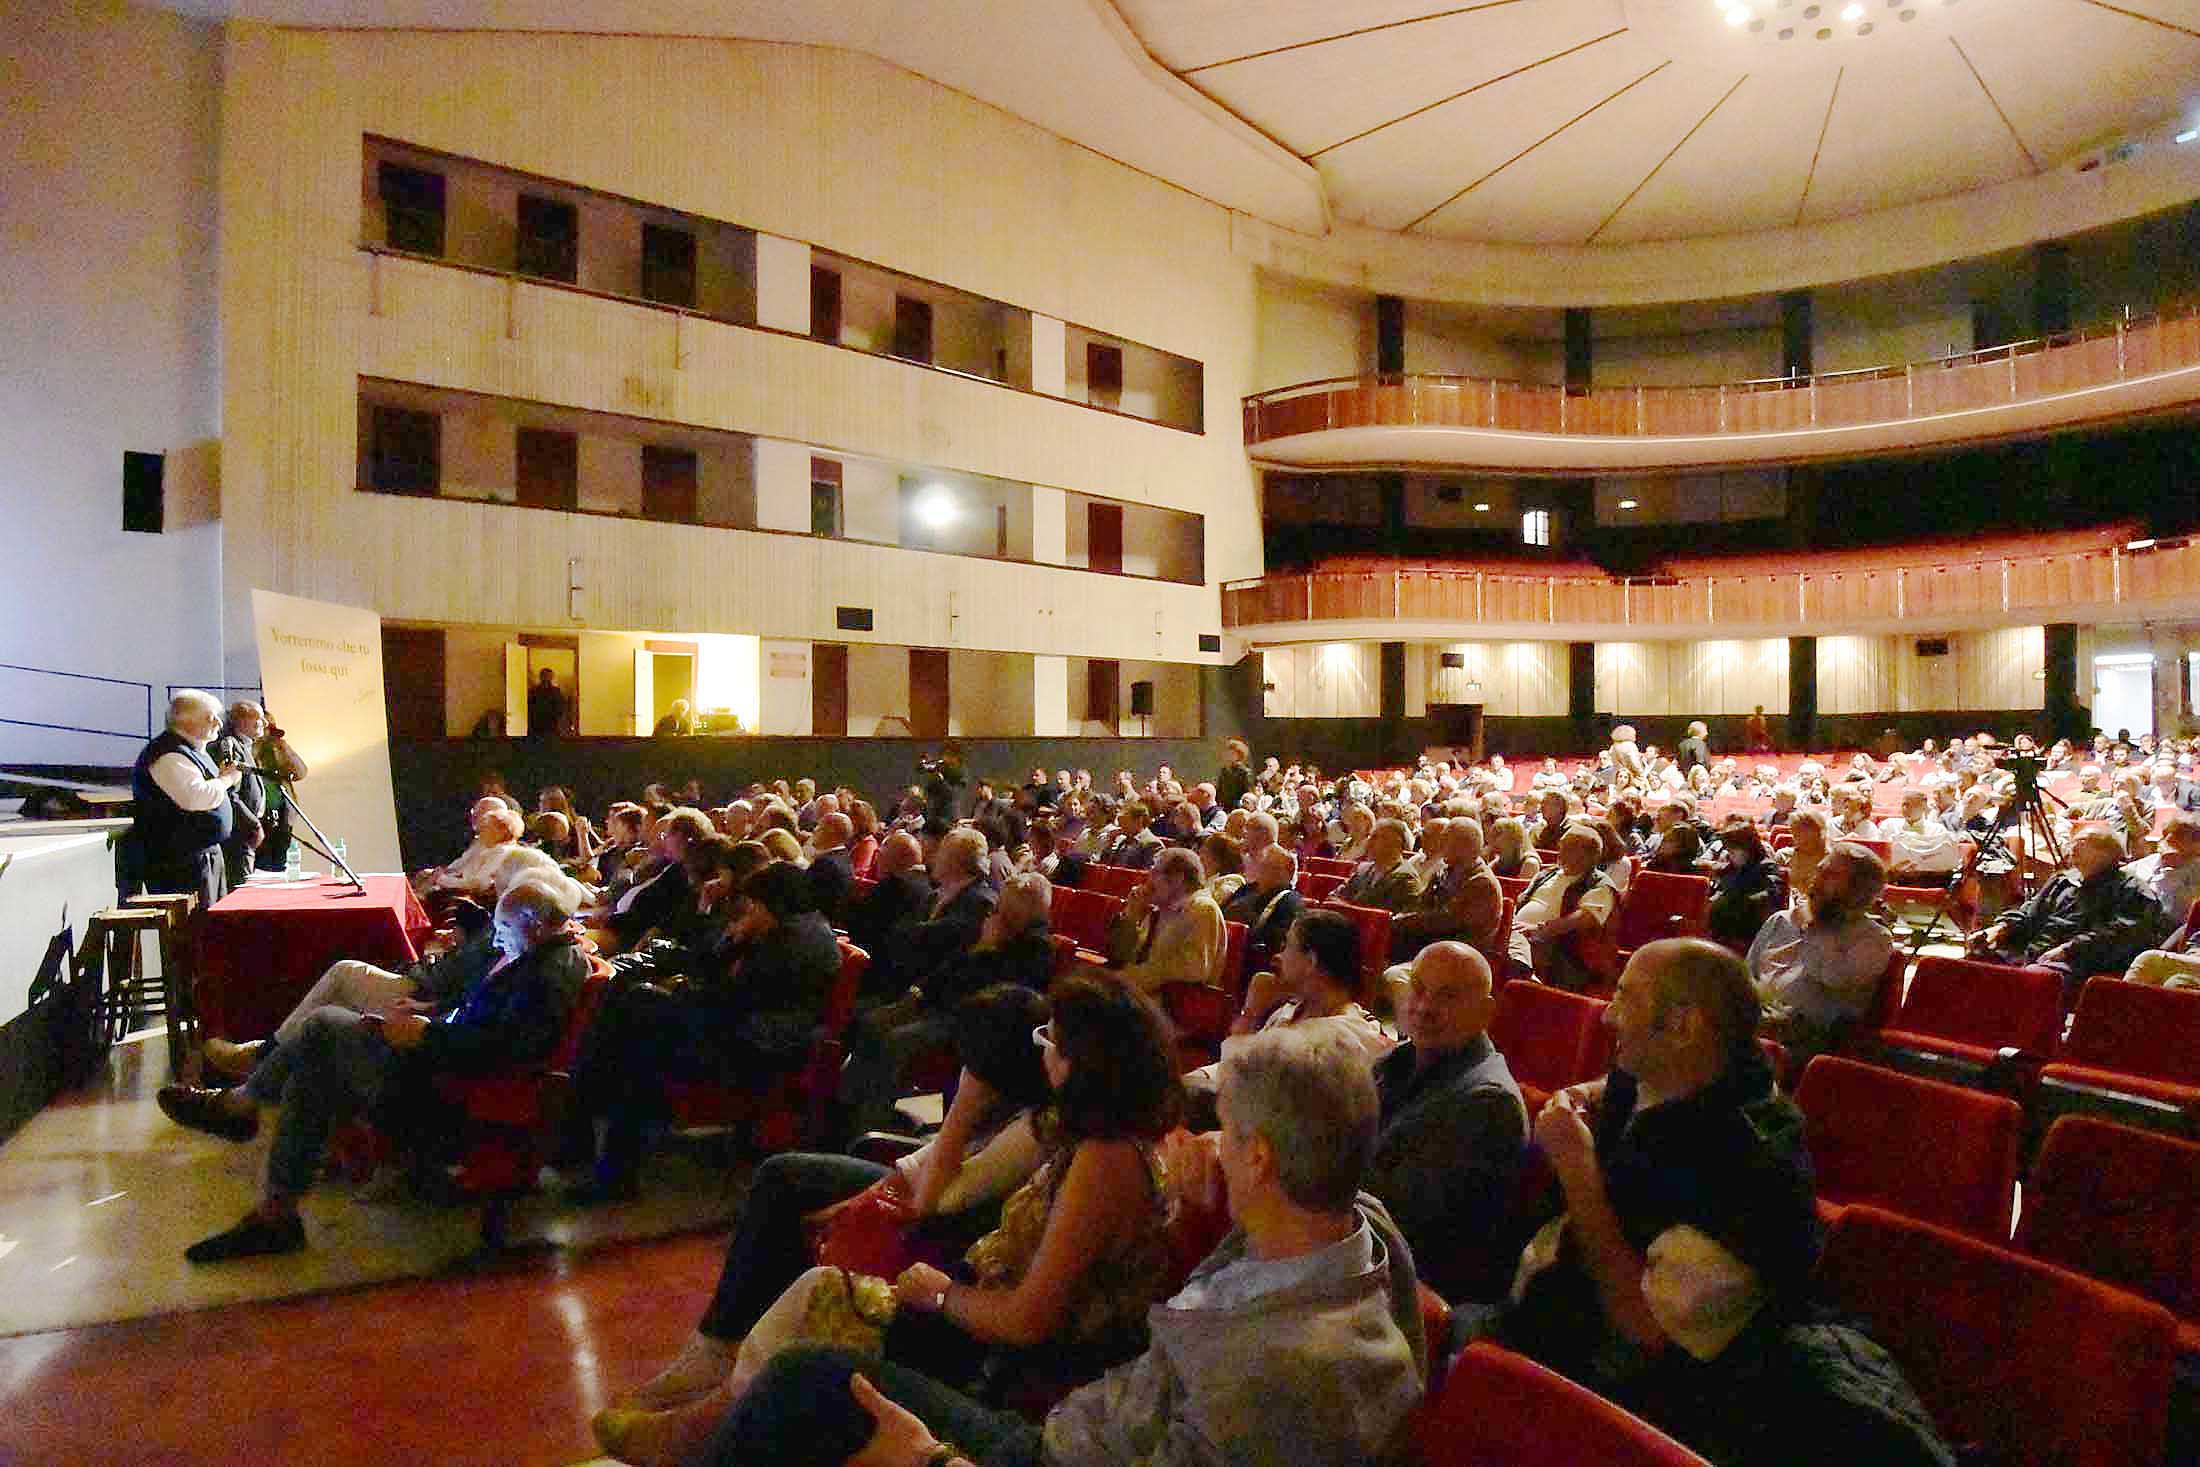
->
920;490;957;528
1617;498;1640;510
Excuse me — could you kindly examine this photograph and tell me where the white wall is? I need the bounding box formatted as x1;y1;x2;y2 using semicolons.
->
443;625;509;734
1262;643;1381;719
1253;272;1369;392
1595;640;1790;717
1423;641;1570;717
1816;627;2045;714
1593;329;1784;388
848;643;912;735
1404;302;1549;382
0;0;224;764
947;650;1034;736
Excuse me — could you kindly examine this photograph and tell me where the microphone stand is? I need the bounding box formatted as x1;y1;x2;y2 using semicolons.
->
252;766;366;896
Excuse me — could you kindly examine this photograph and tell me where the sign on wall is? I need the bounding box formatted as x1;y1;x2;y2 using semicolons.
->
250;589;402;874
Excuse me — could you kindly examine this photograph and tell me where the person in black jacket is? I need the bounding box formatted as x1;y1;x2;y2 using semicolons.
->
158;877;591;1260
596;807;715;951
838;872;1054;1136
876;828;997;993
1967;824;2167;1002
844;833;934;998
573;861;843;1200
1222;845;1305;973
127;688;243;907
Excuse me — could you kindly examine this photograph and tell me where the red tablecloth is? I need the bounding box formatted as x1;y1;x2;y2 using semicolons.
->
195;875;432;1040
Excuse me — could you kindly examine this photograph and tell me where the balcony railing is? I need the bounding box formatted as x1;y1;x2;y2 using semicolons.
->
1243;305;2200;447
1222;536;2200;632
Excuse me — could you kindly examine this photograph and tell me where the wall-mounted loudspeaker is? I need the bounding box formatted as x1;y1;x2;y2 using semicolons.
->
835;606;874;631
1198;633;1222;653
1128;680;1155;717
1915;637;1950;657
123;451;165;533
1439;652;1466;669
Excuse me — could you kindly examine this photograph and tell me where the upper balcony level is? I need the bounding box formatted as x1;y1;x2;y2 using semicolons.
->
1222;526;2200;642
1244;308;2200;474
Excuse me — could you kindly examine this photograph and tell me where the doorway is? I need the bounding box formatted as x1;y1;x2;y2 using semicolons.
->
2093;655;2154;741
635;641;698;735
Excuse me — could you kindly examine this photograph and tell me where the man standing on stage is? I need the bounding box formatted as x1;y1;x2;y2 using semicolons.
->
130;689;242;907
209;700;309;890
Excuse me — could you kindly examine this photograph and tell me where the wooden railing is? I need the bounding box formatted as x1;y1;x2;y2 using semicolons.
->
1221;536;2200;631
1243;305;2200;446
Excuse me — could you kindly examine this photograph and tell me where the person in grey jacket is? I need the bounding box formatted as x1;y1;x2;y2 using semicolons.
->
692;1025;1428;1467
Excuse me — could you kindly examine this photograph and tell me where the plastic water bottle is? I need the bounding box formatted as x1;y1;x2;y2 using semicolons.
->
284;841;304;881
331;838;348;876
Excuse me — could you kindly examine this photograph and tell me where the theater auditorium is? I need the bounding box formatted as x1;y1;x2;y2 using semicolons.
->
6;0;2200;1462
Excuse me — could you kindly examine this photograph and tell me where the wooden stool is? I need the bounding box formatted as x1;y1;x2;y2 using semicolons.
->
82;908;178;1071
127;892;201;1073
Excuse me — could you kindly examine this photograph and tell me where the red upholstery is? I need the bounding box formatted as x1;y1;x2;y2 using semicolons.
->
1608;871;1710;958
1496;874;1529;907
1082;864;1147;899
1047;932;1080;977
1220;920;1249;1002
436;956;613;1177
1871;955;2062;1066
1476;896;1514;981
1294;869;1347;902
1321;900;1393;987
2040;979;2200;1110
663;940;869;1151
1792;1055;2020;1239
1302;856;1356;878
847;875;878;907
1411;1342;1709;1467
1860;948;1907;1031
2016;1115;2200;1355
1485;982;1610;1114
1817;1205;2175;1467
1158;982;1237;1072
1049;886;1122;952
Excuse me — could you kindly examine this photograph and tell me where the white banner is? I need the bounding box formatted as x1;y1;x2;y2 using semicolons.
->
250;589;401;875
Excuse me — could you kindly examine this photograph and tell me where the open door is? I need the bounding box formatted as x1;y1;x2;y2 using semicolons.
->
504;643;529;735
632;648;655;736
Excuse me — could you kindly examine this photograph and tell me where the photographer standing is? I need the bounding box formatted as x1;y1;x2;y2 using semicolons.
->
920;741;967;826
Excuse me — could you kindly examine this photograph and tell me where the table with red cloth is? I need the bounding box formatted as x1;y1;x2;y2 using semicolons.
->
194;875;433;1040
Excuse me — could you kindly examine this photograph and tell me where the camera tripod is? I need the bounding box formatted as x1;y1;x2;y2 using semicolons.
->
1905;778;2067;952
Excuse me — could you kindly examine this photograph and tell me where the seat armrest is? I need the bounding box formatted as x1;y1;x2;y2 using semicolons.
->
848;1131;926;1164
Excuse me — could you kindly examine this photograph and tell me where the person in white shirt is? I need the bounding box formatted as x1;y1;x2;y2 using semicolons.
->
1510;827;1620;987
1184;908;1395;1101
1885;790;1961;879
128;688;246;906
2124;813;2200;925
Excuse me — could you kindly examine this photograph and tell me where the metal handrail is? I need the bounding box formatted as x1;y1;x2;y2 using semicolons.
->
0;662;154;743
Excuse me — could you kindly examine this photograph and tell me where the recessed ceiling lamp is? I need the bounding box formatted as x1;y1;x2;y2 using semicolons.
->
2178;129;2200;145
1473;501;1491;511
1841;2;1863;18
1725;5;1749;23
1618;499;1640;510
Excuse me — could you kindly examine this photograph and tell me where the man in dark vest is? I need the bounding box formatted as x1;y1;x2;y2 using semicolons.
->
129;688;243;908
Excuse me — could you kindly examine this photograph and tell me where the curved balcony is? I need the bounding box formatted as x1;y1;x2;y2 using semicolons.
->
1243;309;2200;473
1222;528;2200;641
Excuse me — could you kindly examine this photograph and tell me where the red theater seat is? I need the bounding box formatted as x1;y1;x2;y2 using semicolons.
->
1048;886;1122;952
663;939;869;1153
1486;981;1610;1114
1321;899;1393;988
1412;1342;1709;1467
2038;978;2200;1128
1817;1205;2175;1467
1793;1055;2020;1239
1866;955;2061;1083
2015;1114;2200;1355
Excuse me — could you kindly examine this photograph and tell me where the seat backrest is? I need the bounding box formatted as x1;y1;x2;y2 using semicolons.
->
1304;856;1357;878
1321;899;1393;984
1609;871;1711;952
1158;982;1238;1054
2016;1114;2200;1331
1793;1054;2020;1239
1888;955;2062;1056
1220;920;1249;999
1860;948;1907;1031
1496;874;1529;905
1050;886;1122;951
1084;864;1147;899
1486;982;1610;1099
2060;979;2200;1086
548;957;613;1072
1477;896;1515;977
825;940;870;1037
1817;1205;2174;1467
1412;1342;1709;1467
1295;870;1347;902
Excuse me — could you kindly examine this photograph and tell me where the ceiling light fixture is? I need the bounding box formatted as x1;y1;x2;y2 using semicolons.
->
2178;129;2200;145
1618;499;1640;510
1726;6;1749;22
1841;3;1863;18
1473;502;1491;512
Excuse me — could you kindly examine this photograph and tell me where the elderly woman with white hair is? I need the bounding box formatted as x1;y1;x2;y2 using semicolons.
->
128;687;247;906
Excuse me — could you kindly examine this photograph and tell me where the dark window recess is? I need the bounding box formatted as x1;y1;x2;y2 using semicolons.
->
515;428;579;510
378;162;446;256
1916;637;1951;657
641;445;699;523
1199;633;1222;654
515;194;579;283
811;457;843;538
892;296;933;364
835;606;874;632
367;405;441;496
1086;342;1124;411
810;266;842;342
639;223;697;308
122;451;165;533
1086;502;1124;575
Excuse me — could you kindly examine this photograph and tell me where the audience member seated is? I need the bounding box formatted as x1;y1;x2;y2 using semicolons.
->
1884;789;1961;881
1488;816;1541;882
2120;895;2200;988
1510;827;1620;989
841;873;1056;1138
591;807;714;952
572;862;842;1201
1460;939;1823;1463
875;828;999;996
1183;909;1394;1109
158;877;591;1260
1390;816;1504;962
845;832;935;994
1966;824;2167;1001
1219;844;1303;972
2123;810;2200;923
414;800;525;899
1706;821;1784;951
1194;830;1244;906
1101;848;1226;995
1644;822;1703;876
599;976;1187;1466
1780;808;1830;902
805;811;858;922
1336;817;1424;912
600;985;1052;1446
1747;842;1894;1069
679;1023;1426;1467
1092;801;1164;869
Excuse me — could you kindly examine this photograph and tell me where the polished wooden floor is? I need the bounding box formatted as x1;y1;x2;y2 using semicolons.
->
0;1218;725;1465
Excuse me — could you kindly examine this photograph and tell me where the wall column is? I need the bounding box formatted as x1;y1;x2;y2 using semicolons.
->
1032;654;1071;737
757;639;812;735
2034;241;2073;337
1380;641;1408;763
2043;623;2082;740
1568;641;1596;745
1030;314;1068;398
1030;484;1066;565
1564;308;1592;395
1780;290;1812;380
754;233;811;335
1790;637;1818;750
1375;295;1406;377
752;437;810;533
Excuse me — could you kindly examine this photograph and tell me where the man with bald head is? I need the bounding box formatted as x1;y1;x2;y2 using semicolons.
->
1222;843;1304;970
1390;817;1505;964
804;810;856;921
1364;940;1526;1301
842;830;932;997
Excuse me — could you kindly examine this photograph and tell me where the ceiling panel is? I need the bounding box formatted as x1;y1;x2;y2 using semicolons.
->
1316;31;1670;230
1594;67;1834;242
1957;11;2200;166
1798;45;2033;223
1111;0;1550;74
1418;61;1750;242
1184;1;1628;159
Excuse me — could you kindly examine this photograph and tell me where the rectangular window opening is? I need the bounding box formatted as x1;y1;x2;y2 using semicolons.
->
515;193;579;283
